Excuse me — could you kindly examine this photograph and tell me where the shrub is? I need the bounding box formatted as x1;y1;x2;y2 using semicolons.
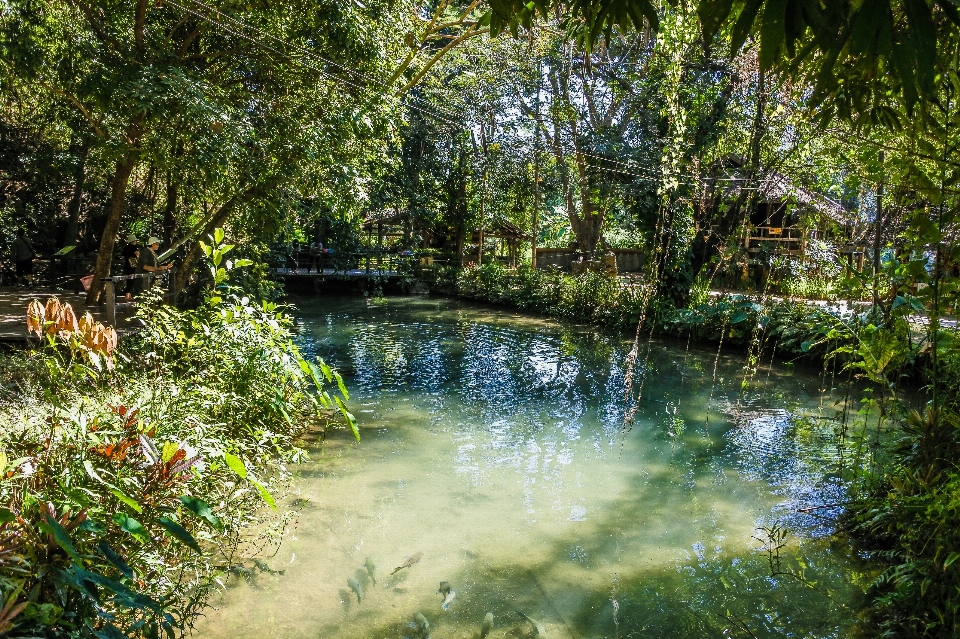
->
0;233;353;638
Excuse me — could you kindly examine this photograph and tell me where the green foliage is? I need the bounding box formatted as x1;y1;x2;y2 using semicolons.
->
0;236;352;637
456;263;647;328
846;408;960;637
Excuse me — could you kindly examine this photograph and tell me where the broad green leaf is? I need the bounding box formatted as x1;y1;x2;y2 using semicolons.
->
83;460;107;485
92;623;129;639
0;507;15;524
78;518;106;533
945;551;960;568
112;513;149;544
335;396;360;442
223;453;247;479
96;541;134;579
157;517;202;553
318;359;334;382
732;0;764;55
72;566;160;612
110;489;143;514
302;359;324;391
178;496;222;529
161;442;180;463
333;371;350;401
249;479;276;510
759;0;789;68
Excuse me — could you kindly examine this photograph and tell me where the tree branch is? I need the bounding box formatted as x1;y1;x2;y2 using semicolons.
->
39;82;107;137
135;0;149;53
67;0;123;50
398;26;489;95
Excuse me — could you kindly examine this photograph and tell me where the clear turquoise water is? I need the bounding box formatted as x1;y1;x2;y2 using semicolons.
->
199;295;858;639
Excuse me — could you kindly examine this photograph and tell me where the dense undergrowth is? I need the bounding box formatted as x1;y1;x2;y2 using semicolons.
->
0;236;354;638
448;262;928;368
447;261;960;637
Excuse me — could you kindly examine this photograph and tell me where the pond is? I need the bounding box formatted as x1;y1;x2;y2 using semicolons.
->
199;295;859;639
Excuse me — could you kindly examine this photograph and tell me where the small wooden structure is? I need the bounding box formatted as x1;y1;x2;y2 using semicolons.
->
361;211;532;268
535;248;645;273
710;157;868;271
460;220;531;267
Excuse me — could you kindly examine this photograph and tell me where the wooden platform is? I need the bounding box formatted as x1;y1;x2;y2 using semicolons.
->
0;287;139;344
272;267;401;279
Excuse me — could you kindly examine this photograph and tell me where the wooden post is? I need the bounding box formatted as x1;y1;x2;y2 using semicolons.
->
104;279;116;327
168;267;177;306
532;58;541;269
377;221;383;274
873;150;885;306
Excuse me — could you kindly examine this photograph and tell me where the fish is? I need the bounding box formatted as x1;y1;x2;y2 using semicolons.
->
252;559;285;575
412;612;430;637
365;557;378;587
225;565;254;582
390;552;424;575
480;612;493;639
437;581;456;610
517;610;547;638
347;576;363;603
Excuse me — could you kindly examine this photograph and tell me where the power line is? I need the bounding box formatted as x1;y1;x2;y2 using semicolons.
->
164;0;464;128
167;0;704;190
177;0;467;124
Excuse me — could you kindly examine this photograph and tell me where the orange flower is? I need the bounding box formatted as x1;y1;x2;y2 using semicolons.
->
57;303;79;337
26;300;44;337
25;299;118;367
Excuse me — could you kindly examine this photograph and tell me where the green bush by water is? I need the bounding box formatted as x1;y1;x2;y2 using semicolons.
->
0;236;353;638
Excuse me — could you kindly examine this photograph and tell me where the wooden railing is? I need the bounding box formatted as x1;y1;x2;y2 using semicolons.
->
101;268;177;327
743;226;804;254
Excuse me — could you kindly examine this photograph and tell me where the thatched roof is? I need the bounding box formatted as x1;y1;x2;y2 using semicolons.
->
718;155;851;224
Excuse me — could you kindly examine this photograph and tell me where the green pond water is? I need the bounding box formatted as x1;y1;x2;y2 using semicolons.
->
199;295;860;639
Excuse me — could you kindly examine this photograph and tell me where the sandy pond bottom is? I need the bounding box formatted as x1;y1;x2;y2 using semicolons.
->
197;296;858;639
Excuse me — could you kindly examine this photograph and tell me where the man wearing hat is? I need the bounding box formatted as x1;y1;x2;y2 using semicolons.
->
121;234;140;302
135;237;172;295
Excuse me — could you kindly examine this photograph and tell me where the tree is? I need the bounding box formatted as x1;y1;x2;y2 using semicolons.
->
0;0;408;302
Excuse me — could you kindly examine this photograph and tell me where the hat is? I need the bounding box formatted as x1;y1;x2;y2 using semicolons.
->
125;234;137;243
146;237;162;246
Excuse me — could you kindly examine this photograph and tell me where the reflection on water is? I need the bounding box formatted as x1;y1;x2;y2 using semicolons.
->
199;296;858;639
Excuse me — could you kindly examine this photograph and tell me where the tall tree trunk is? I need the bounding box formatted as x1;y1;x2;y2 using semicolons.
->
174;186;259;294
65;138;91;246
86;154;137;304
162;173;179;246
550;56;605;255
